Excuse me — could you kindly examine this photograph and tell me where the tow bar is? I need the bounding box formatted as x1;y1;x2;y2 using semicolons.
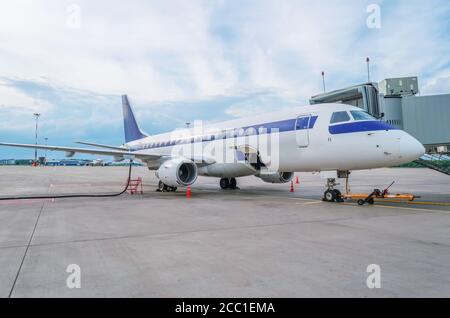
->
342;181;418;205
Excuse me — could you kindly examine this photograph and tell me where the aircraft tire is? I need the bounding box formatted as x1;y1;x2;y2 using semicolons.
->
324;189;336;202
158;180;169;192
220;178;230;189
333;189;344;202
229;178;237;189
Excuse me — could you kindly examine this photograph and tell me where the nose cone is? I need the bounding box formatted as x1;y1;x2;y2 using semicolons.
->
401;133;425;162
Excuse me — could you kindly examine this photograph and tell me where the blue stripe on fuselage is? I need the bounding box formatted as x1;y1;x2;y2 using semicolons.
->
329;121;397;135
130;116;319;151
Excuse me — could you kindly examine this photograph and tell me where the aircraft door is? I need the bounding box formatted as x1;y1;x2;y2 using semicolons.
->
295;114;311;147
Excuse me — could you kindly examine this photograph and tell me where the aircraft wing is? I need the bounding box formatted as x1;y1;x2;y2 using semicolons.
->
0;142;216;165
0;142;160;161
75;141;128;151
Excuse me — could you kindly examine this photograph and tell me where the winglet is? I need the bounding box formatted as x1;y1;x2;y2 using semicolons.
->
122;95;148;143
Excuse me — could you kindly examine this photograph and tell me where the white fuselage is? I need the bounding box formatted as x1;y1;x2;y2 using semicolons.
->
125;103;425;178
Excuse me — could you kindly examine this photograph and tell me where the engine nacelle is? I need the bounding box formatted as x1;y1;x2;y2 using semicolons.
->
256;172;294;183
156;158;198;187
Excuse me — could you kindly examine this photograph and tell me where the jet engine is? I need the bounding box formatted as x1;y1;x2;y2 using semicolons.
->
256;172;294;183
156;158;198;187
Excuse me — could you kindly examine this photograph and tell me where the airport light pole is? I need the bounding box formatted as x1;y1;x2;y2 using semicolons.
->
44;137;48;161
33;113;40;163
366;57;371;82
321;71;326;93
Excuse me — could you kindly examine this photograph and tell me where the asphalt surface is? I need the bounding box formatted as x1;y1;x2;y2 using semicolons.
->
0;166;449;297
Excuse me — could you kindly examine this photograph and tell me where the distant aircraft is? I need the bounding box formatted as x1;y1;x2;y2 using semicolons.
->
0;95;425;201
89;158;105;166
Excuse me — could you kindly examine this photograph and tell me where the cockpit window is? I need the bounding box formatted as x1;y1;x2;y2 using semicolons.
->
330;111;351;124
350;111;376;121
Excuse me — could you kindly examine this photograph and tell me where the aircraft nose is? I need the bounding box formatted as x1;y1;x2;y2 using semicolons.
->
401;133;425;162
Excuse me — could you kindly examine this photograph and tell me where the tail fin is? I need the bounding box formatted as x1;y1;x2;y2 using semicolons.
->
122;95;148;143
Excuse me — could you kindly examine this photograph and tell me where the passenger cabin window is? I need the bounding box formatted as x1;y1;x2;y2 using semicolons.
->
330;111;350;124
246;127;256;136
350;111;375;121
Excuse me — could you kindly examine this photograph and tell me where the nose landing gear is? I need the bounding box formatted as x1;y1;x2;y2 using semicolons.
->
322;176;345;202
219;177;238;190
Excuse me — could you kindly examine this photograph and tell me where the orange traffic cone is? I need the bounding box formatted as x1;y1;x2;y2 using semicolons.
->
186;185;191;199
290;181;294;192
295;176;299;184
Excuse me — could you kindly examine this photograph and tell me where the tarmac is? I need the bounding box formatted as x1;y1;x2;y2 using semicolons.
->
0;166;449;297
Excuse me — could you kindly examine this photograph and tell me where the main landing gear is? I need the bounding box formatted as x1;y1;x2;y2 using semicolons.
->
157;180;177;192
219;177;238;190
322;177;345;203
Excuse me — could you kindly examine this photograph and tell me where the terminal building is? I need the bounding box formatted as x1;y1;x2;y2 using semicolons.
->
310;76;450;174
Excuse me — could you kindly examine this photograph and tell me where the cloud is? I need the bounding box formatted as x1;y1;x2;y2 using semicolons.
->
0;80;50;112
224;89;307;117
0;0;448;100
421;68;450;95
0;0;238;102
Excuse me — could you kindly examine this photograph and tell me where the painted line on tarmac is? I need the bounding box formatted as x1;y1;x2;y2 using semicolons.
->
0;198;55;206
296;201;323;205
262;195;450;213
379;200;450;207
340;202;450;215
265;195;450;214
262;196;316;202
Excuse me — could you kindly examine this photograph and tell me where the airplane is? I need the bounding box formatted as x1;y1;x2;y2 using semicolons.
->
0;95;425;202
88;158;105;166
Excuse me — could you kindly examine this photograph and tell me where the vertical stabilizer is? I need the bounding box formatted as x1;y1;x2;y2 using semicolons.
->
122;95;148;143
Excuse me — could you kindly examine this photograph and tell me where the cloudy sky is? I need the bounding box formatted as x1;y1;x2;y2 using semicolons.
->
0;0;449;158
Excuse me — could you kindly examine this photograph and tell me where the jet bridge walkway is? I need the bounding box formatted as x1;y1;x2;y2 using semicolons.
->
414;153;450;175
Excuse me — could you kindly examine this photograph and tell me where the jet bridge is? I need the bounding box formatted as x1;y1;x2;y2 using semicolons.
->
310;83;381;117
415;153;450;176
